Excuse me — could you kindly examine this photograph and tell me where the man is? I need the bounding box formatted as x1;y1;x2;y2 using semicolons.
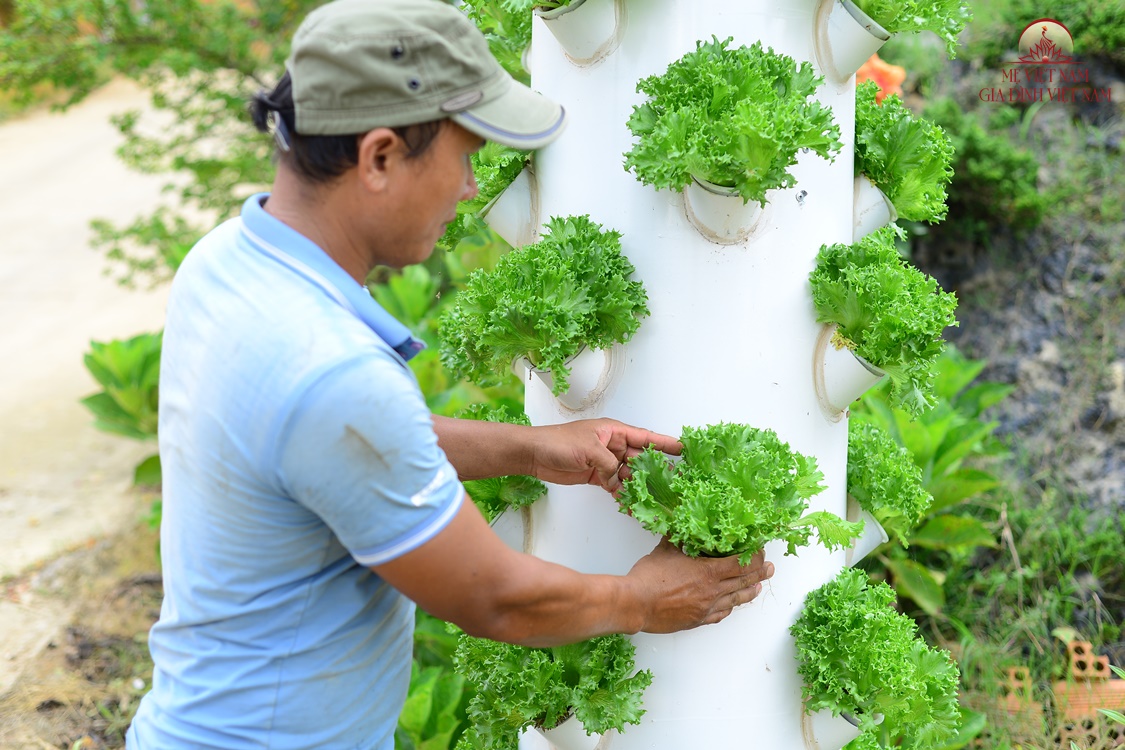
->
126;1;774;748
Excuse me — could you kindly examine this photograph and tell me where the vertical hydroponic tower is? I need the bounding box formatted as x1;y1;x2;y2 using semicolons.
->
500;0;892;747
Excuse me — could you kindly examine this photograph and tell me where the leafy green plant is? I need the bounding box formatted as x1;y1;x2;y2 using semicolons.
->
456;404;546;521
851;346;1011;614
398;659;469;750
439;215;649;396
438;143;529;255
810;226;959;418
461;0;532;86
854;80;954;225
623;37;841;206
849;0;972;57
791;568;962;749
82;331;163;486
453;634;652;750
921;98;1045;247
619;423;860;562
847;421;933;546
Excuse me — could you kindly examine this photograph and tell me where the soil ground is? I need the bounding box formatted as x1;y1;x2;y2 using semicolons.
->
0;78;170;747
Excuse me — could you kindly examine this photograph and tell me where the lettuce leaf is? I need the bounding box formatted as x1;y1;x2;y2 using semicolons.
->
854;81;954;224
623;37;841;206
453;633;652;750
439;215;649;395
809;227;958;417
790;568;962;745
456;404;546;521
847;421;932;545
850;0;972;57
439;142;528;253
618;423;859;561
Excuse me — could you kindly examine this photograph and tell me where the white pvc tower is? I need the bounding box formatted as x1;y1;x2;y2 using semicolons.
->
490;0;892;747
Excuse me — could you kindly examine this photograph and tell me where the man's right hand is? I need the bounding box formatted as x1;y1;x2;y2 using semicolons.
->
626;540;774;633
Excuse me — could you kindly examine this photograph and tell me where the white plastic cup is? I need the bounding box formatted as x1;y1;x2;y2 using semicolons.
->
813;324;886;421
535;714;607;750
844;495;890;566
481;167;540;249
815;0;891;83
535;0;624;67
853;175;898;242
515;346;623;413
683;176;765;245
801;709;863;750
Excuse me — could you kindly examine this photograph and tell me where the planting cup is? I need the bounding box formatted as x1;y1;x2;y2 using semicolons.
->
490;505;532;554
814;0;891;83
853;175;898;242
514;345;623;413
534;0;624;67
813;323;886;421
801;709;883;750
683;176;766;245
481;166;540;248
844;495;889;566
535;714;609;750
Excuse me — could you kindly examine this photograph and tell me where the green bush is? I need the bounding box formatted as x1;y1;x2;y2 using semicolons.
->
922;98;1046;246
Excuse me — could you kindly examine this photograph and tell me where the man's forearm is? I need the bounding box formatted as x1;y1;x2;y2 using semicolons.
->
432;415;535;480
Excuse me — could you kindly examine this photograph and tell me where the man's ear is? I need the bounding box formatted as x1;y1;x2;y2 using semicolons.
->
357;128;401;194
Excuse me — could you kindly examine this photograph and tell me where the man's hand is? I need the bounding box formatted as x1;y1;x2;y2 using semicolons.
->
627;542;774;632
528;418;681;493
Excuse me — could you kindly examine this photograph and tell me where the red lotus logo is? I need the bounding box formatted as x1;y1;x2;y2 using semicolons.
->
1017;19;1074;64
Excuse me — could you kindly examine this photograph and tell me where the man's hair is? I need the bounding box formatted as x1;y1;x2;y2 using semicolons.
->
249;71;445;184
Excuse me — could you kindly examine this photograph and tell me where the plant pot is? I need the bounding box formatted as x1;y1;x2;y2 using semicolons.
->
683;176;766;245
514;345;624;412
801;709;883;750
535;713;609;750
852;175;897;242
813;323;886;422
481;166;540;249
814;0;891;83
844;495;889;566
489;505;533;554
534;0;625;67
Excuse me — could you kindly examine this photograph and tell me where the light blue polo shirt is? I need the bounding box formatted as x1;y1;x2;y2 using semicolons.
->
127;194;464;750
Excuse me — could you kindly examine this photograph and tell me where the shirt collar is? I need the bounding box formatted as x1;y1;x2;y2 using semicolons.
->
239;193;425;362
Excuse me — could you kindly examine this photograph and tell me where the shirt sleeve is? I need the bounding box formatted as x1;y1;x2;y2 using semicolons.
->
275;353;464;566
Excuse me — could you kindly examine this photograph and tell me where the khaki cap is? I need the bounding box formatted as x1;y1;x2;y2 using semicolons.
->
287;0;566;150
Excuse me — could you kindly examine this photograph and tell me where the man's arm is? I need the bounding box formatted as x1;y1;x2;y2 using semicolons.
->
432;415;682;491
374;497;773;648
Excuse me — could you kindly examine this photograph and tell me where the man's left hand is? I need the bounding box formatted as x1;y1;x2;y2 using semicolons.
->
528;418;681;493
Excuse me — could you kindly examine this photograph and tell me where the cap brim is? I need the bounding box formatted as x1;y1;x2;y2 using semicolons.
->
451;79;566;151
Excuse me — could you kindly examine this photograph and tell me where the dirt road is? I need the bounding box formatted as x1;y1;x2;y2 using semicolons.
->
0;79;172;691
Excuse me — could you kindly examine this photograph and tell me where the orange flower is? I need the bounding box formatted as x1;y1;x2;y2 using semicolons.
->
856;53;906;103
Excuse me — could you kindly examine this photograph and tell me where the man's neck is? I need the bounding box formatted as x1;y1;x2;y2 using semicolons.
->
263;168;372;285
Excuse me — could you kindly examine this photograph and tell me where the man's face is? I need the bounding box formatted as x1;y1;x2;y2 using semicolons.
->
384;122;482;267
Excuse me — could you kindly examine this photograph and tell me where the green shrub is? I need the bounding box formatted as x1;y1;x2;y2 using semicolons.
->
922;98;1046;245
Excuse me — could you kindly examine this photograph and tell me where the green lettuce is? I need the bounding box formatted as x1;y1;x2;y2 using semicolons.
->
847;421;932;545
453;634;652;750
618;423;859;562
809;227;958;418
623;37;841;206
456;403;546;522
854;81;954;225
790;568;962;746
439;215;649;396
850;0;972;57
439;142;528;253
